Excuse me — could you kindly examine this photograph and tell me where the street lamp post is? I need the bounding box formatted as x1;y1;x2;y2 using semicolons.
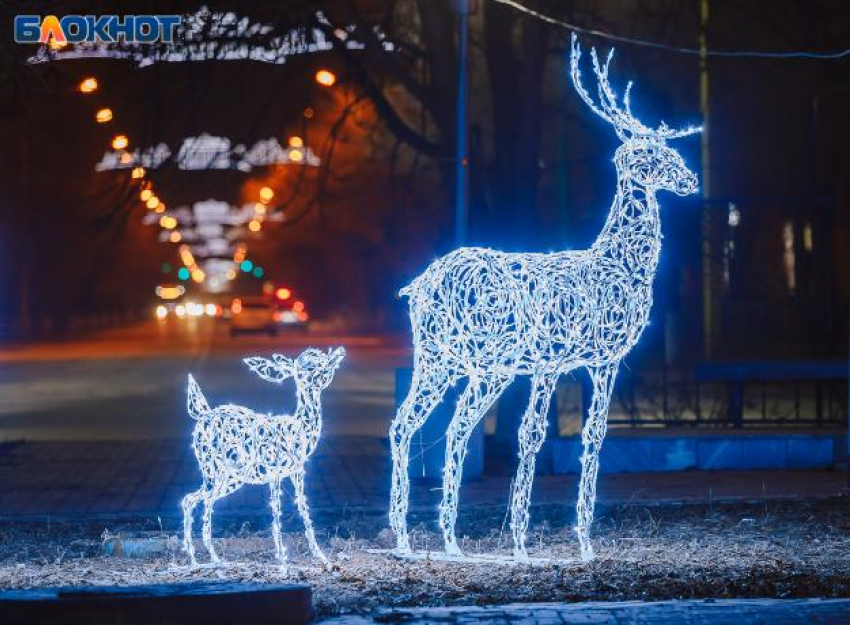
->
454;0;471;247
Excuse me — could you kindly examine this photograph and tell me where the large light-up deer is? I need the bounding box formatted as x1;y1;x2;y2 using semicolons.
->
388;35;700;562
182;347;345;566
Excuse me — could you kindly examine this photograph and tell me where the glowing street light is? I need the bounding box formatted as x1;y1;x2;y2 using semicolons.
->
169;231;182;243
111;135;129;150
259;187;274;203
248;219;262;232
288;136;303;148
140;188;153;202
79;77;98;93
289;149;304;163
131;166;145;179
95;108;113;123
315;69;336;87
191;269;206;283
254;203;267;215
159;215;177;229
146;196;160;210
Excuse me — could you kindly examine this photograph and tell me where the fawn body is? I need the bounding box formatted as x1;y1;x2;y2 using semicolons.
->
182;347;345;565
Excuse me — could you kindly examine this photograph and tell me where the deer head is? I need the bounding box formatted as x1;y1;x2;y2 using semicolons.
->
289;347;346;390
244;347;345;391
570;34;701;197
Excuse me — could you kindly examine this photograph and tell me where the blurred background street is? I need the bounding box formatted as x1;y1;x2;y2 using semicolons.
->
0;319;406;441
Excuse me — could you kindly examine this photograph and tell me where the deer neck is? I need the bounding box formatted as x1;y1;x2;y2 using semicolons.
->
293;384;323;453
592;166;661;279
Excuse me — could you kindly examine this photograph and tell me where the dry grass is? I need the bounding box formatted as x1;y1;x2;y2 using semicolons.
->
1;497;848;617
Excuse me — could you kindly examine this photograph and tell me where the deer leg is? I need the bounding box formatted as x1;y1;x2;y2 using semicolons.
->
389;366;449;553
439;374;513;556
201;495;221;564
576;362;618;561
181;488;203;565
269;478;286;563
291;469;327;565
510;373;558;562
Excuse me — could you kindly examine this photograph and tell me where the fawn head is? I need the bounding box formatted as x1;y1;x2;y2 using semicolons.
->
570;34;700;197
244;347;346;390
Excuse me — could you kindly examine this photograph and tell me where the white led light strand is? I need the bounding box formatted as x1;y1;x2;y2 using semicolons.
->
28;8;393;67
96;135;319;172
182;348;345;566
388;35;700;563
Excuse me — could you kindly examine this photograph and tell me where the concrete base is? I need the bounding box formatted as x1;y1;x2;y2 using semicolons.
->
0;581;313;625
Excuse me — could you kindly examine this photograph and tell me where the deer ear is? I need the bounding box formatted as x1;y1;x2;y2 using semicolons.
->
272;353;294;375
244;356;286;384
328;347;346;367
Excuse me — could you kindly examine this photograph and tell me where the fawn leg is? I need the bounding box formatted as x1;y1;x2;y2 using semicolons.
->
439;373;513;556
510;373;558;561
201;495;221;563
576;362;618;561
181;489;203;565
389;365;449;553
269;478;286;563
291;469;327;565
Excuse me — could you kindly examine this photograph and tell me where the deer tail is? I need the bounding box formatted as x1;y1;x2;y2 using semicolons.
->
187;374;211;420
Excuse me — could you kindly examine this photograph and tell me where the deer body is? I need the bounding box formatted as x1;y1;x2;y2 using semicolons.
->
182;347;345;566
189;403;318;490
402;173;661;376
389;36;699;562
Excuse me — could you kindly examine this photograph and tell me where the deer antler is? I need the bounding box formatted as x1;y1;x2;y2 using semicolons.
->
570;34;702;141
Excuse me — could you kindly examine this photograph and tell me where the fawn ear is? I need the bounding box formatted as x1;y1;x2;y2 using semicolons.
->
328;347;346;367
272;353;294;375
244;356;287;384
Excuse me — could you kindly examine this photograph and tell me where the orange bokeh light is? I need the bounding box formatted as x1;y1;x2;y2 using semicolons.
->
79;77;98;93
315;69;336;87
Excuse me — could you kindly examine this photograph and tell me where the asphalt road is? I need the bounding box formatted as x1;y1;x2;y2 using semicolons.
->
0;318;410;441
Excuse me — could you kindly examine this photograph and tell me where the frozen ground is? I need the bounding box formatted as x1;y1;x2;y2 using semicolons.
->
1;498;848;617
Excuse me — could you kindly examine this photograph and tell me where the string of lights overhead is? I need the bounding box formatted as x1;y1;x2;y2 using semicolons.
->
38;5;351;295
490;0;850;60
73;66;336;293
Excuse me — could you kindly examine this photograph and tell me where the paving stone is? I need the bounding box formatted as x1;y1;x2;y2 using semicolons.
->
316;600;850;624
0;438;846;520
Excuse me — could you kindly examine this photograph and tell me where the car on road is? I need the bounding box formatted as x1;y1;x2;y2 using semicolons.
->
230;296;277;336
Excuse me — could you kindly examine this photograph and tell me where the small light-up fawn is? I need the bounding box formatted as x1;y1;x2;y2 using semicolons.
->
182;347;345;565
388;35;701;562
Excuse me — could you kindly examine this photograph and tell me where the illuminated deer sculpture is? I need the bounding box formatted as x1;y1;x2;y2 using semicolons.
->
182;347;345;566
388;35;700;562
